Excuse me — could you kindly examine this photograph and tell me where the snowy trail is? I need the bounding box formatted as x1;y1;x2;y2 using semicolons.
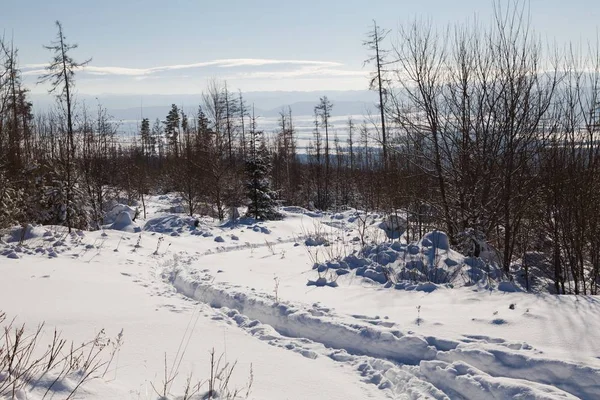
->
158;253;599;399
4;197;600;399
0;233;390;399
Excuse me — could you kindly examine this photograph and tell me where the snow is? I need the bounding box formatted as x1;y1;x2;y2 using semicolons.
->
4;224;51;243
103;204;138;225
105;210;141;233
1;194;599;399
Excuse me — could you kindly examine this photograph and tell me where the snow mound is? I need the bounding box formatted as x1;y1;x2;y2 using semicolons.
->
105;211;141;233
420;230;449;251
103;204;137;225
3;249;20;259
394;282;444;292
0;225;70;259
280;206;322;218
3;224;53;243
281;206;310;214
498;281;521;292
144;214;203;235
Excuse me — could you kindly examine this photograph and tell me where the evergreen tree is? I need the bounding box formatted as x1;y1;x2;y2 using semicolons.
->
140;118;151;156
196;106;211;151
181;109;188;136
245;117;280;220
3;41;26;172
164;104;180;157
197;107;210;133
152;118;163;160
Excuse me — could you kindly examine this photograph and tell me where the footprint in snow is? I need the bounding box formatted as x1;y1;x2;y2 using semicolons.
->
158;304;190;314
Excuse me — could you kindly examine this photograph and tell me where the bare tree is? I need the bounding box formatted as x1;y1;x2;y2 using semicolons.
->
364;20;391;168
315;96;333;209
39;21;90;232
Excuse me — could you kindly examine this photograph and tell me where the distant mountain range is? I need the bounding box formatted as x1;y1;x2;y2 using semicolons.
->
29;90;380;121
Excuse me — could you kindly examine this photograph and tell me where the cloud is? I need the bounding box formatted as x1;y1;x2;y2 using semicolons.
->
22;69;47;76
235;66;367;80
22;58;345;77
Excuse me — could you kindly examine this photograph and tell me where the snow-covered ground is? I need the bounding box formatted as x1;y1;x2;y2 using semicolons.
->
1;194;600;399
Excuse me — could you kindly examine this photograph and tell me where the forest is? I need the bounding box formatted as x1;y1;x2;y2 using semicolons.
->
1;5;600;295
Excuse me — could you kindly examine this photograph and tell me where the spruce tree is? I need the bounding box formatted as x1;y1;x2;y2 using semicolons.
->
152;118;163;161
140;118;151;156
164;104;180;157
245;118;280;220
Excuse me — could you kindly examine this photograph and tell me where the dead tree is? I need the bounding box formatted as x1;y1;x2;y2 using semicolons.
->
39;21;90;232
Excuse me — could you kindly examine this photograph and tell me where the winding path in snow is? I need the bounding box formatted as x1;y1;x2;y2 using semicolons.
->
155;252;600;400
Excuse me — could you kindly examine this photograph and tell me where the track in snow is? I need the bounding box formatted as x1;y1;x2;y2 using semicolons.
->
154;254;599;400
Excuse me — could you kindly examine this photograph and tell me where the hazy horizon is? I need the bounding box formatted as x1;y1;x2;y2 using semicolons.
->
3;0;599;100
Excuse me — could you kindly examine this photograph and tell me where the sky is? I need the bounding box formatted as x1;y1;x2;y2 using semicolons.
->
2;0;599;96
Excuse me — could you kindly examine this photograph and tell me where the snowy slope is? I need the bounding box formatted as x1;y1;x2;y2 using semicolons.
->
1;194;599;399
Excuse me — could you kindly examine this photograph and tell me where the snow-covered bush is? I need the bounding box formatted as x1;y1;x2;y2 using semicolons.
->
305;235;329;247
12;163;93;231
0;172;24;228
379;214;407;239
329;230;508;290
0;163;94;231
455;228;501;264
